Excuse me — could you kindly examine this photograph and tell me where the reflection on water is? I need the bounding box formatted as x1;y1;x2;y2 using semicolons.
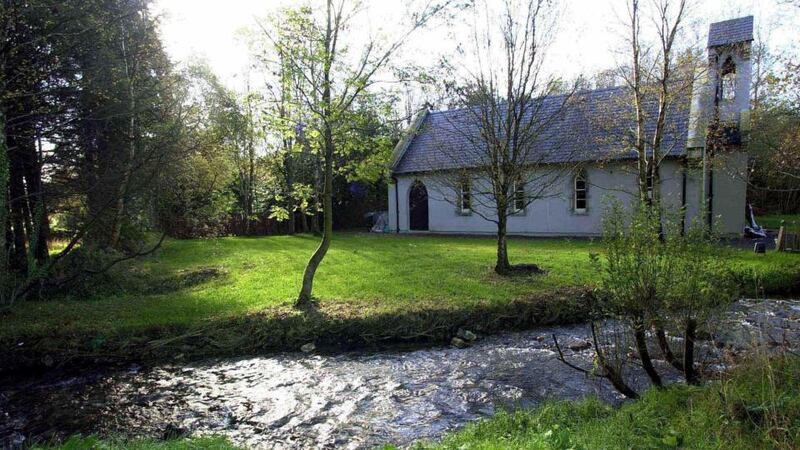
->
1;299;798;449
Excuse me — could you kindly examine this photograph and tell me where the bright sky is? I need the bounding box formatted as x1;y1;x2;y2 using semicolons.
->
152;0;799;94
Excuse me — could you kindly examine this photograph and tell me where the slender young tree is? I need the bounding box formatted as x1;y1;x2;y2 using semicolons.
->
259;0;449;306
622;0;692;208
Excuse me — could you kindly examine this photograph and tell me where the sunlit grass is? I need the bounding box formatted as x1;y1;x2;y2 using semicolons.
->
3;232;797;340
757;214;800;230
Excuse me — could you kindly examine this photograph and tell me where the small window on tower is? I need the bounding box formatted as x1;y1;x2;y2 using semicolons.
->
721;57;736;102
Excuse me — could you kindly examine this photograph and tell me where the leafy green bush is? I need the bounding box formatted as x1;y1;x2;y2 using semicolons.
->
576;202;740;396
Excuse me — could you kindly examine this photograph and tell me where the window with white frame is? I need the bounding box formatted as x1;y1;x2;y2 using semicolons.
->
511;177;526;213
574;171;587;213
458;175;471;214
646;170;654;200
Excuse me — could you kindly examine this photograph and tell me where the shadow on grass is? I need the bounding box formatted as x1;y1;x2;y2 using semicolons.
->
0;288;592;375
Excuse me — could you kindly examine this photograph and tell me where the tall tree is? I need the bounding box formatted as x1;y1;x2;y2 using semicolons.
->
622;0;692;207
260;0;449;306
1;0;182;304
434;0;580;275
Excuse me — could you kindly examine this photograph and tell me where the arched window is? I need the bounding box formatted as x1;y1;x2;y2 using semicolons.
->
721;57;736;102
574;171;587;213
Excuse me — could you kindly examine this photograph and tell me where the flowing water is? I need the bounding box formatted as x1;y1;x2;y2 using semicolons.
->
1;299;798;449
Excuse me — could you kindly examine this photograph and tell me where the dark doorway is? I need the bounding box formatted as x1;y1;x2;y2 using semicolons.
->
409;180;429;231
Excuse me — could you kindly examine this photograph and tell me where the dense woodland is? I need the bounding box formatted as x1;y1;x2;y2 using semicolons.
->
0;0;798;305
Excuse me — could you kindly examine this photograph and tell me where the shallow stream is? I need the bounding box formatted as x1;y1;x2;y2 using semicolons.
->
1;299;798;449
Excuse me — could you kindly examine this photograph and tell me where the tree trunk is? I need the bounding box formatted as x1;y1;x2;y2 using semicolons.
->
591;322;639;399
683;318;699;384
654;323;684;372
297;0;334;306
7;131;28;273
312;151;322;235
285;151;295;235
296;122;333;306
634;321;663;387
17;132;49;265
495;211;511;275
0;114;11;274
109;25;137;249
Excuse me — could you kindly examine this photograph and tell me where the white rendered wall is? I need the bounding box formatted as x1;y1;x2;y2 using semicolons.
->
389;157;746;236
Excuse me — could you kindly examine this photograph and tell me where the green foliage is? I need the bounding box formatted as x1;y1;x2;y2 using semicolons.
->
414;356;800;450
589;202;744;391
593;202;676;317
33;435;239;450
663;220;738;322
593;202;738;322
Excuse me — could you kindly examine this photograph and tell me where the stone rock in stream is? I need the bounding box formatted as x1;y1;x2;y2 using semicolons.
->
451;337;470;348
301;343;316;353
457;329;478;342
161;423;189;440
568;340;592;352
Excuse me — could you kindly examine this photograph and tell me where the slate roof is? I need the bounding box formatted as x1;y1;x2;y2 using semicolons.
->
708;16;754;48
392;85;691;175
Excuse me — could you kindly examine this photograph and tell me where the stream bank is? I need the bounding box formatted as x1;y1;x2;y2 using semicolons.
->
1;298;797;449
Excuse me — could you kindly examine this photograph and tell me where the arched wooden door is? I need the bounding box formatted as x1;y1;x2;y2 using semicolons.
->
409;180;429;231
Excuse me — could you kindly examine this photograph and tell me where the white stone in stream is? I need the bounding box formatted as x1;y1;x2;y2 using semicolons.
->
301;343;316;353
457;329;477;341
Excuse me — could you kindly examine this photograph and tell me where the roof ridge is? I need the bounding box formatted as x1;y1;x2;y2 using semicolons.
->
426;85;628;116
710;15;754;26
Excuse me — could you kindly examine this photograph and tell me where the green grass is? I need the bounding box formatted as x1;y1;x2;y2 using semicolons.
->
2;233;797;370
3;234;601;339
757;214;800;230
407;355;800;449
32;435;239;450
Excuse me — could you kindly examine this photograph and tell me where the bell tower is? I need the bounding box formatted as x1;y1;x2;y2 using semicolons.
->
686;16;753;230
687;16;754;150
707;16;754;147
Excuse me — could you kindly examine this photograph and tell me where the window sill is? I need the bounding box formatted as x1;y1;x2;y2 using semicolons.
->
573;209;588;215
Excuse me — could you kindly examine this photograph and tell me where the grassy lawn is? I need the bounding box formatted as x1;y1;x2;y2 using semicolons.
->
407;355;800;449
757;213;800;230
4;234;602;338
2;233;798;370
